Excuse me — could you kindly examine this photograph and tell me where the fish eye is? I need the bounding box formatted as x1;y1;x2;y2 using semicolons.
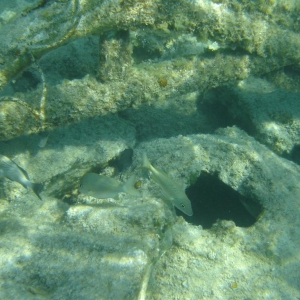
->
181;204;186;208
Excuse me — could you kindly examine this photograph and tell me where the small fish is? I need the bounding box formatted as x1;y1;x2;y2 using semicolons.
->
0;154;43;200
79;173;139;199
142;153;193;216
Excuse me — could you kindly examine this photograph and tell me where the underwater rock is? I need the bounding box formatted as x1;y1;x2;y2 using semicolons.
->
0;54;255;140
0;194;175;300
134;126;300;221
231;84;300;156
0;127;299;299
201;79;300;156
1;0;300;89
1;1;300;139
132;126;300;299
0;0;300;298
0;115;136;200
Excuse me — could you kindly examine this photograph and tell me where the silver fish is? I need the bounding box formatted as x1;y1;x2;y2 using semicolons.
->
79;173;139;199
0;154;43;200
142;153;193;216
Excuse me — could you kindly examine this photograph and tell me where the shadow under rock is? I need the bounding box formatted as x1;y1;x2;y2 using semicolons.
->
2;228;146;299
0;96;209;157
197;85;300;166
178;172;262;229
0;114;135;157
119;102;210;142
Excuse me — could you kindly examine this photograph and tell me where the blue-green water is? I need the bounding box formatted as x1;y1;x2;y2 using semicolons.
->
0;0;300;299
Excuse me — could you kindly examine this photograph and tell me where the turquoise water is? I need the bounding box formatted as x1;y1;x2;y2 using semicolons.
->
0;0;300;299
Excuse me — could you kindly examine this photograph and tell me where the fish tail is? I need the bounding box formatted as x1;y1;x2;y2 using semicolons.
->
123;175;139;196
142;152;151;169
28;181;43;200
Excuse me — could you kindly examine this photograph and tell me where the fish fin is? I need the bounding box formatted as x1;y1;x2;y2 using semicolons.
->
29;182;43;200
123;175;139;196
18;165;30;180
142;153;151;169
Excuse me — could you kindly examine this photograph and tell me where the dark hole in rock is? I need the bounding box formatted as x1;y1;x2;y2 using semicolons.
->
197;87;255;135
12;69;40;93
62;195;77;205
38;36;98;85
197;87;236;130
132;47;161;64
289;144;300;165
109;149;133;173
178;172;262;229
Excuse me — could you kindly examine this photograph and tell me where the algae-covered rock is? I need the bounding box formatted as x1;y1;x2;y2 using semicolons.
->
1;0;300;140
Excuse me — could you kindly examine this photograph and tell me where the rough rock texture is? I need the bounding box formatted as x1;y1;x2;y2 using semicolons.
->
0;127;300;299
0;195;175;300
201;77;300;155
133;126;300;299
1;0;300;140
0;115;136;199
0;0;300;299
